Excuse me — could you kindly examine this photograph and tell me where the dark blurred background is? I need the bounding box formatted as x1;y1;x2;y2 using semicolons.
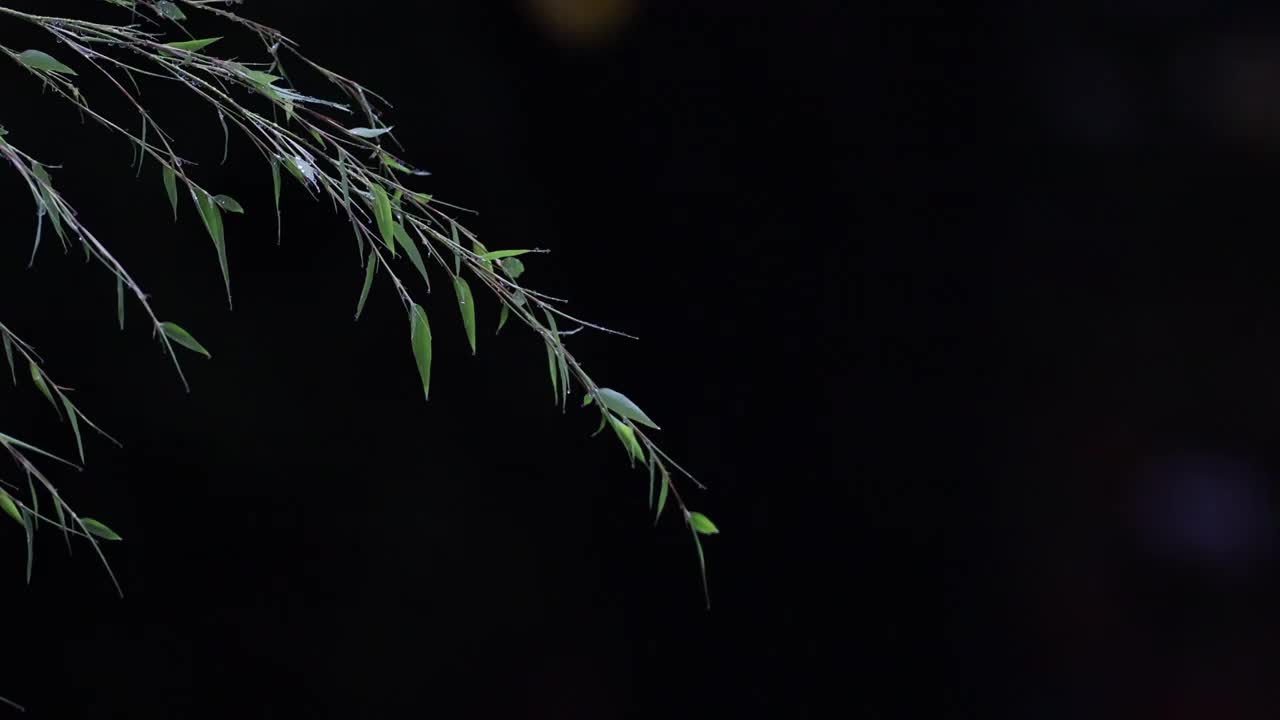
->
0;1;864;717
947;2;1280;718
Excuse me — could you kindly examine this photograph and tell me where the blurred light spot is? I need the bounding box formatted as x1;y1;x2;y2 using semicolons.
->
525;0;637;47
1138;453;1274;574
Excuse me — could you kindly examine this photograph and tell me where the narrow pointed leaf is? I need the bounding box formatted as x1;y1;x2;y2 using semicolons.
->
596;388;661;430
213;194;244;214
479;249;533;261
349;126;393;139
608;415;645;466
62;396;84;463
16;49;76;75
164;37;221;53
3;333;15;385
656;467;670;523
29;362;58;415
692;529;710;609
162;164;178;219
0;491;20;525
271;160;281;210
393;223;430;288
451;222;461;275
31;163;65;244
160;321;211;358
116;275;125;330
355;250;377;320
22;507;33;583
497;303;510;335
648;454;656;509
81;518;122;541
454;276;477;355
241;69;280;87
688;511;719;535
410;304;432;401
545;341;559;401
194;191;229;301
51;495;69;552
371;184;395;255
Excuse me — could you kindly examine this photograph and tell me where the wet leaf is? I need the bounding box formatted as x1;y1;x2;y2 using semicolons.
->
596;388;660;430
155;1;186;20
213;194;244;214
349;126;393;139
16;49;76;75
164;37;221;53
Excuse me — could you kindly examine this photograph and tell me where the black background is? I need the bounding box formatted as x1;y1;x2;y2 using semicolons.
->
0;1;869;717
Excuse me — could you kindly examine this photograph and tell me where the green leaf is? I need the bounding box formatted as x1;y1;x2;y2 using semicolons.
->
544;310;569;407
500;257;525;280
3;333;15;385
479;249;532;261
647;454;656;508
582;393;594;407
608;415;645;467
162;164;179;219
51;494;68;551
155;1;186;20
454;276;477;355
392;223;430;288
194;191;230;302
271;161;282;212
22;507;33;583
16;49;76;75
62;396;84;463
370;184;395;255
451;222;462;275
29;362;57;414
496;303;510;335
687;511;719;535
545;340;559;401
410;304;433;400
692;528;710;609
213;194;244;214
241;69;280;87
381;153;414;174
81;518;122;541
596;388;660;430
31;162;65;244
349;126;393;139
164;37;221;53
356;250;378;320
656;466;670;523
0;491;21;525
160;321;211;358
116;275;125;330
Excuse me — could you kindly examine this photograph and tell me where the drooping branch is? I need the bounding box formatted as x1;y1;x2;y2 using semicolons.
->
0;0;718;607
